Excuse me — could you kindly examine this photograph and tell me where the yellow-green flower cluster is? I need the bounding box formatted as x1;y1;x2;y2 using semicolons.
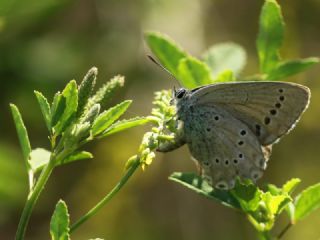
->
126;90;176;170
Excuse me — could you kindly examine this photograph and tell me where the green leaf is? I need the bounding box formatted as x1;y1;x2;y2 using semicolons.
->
177;57;213;89
51;92;66;127
89;75;125;110
34;91;51;131
77;67;97;117
268;179;300;220
81;104;100;124
214;69;235;83
267;58;320;80
29;148;51;173
294;182;320;222
10;104;32;167
267;183;281;195
50;200;70;240
203;42;247;77
92;100;132;136
282;178;301;194
145;31;188;77
231;181;261;212
257;0;284;73
246;192;291;232
61;151;93;165
67;122;91;147
169;172;240;209
101;117;152;137
53;80;78;135
261;192;290;216
29;149;92;173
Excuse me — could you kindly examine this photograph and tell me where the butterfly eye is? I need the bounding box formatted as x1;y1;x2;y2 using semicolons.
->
176;88;187;99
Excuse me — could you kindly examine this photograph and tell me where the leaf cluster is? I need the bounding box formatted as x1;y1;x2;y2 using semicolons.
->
145;0;318;89
11;67;152;240
11;68;151;189
170;173;320;238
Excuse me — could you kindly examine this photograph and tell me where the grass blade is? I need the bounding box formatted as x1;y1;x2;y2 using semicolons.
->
10;104;32;168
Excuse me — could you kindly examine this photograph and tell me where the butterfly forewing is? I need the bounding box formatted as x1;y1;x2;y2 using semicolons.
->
190;82;310;145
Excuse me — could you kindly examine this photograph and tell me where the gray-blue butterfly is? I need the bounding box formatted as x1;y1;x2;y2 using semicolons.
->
158;81;310;190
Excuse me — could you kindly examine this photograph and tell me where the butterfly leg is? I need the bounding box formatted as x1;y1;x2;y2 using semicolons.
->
191;157;203;176
157;122;186;152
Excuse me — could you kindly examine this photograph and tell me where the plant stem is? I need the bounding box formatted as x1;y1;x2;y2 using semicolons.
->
28;170;34;191
15;150;69;240
257;231;273;240
277;222;292;239
70;158;140;233
15;160;56;240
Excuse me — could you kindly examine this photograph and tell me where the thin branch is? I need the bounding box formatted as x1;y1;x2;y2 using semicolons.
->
277;222;293;239
70;158;140;233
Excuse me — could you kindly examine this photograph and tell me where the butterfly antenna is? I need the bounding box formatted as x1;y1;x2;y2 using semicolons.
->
147;55;181;87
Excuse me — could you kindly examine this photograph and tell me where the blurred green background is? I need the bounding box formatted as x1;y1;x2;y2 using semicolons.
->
0;0;319;239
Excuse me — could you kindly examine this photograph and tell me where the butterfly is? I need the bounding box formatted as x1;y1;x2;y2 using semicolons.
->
158;81;310;190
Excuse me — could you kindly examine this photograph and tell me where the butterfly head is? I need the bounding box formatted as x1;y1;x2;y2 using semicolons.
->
173;87;188;99
171;87;191;114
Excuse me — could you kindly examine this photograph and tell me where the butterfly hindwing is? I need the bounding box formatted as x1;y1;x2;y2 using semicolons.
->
183;105;269;189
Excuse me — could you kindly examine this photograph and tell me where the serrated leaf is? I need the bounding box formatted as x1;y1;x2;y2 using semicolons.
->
294;182;320;222
77;67;98;117
203;42;247;77
101;117;152;137
145;31;188;77
81;104;100;124
29;148;51;173
53;80;78;135
30;149;92;173
50;200;70;240
51;92;66;127
73;122;91;140
10;104;32;168
257;0;284;73
261;192;290;216
267;183;282;195
177;57;213;89
169;172;240;209
282;178;301;194
267;179;300;220
89;75;125;110
267;58;320;80
34;91;51;131
231;181;261;212
92;100;132;136
61;151;93;165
